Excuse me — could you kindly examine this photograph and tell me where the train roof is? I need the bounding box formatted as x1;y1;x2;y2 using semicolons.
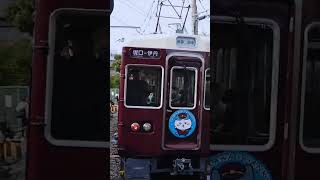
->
123;34;210;52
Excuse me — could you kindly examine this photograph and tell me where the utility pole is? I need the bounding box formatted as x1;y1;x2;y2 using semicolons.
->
191;0;198;35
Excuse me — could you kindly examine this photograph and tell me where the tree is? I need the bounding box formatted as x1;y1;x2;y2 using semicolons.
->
1;0;34;85
110;74;120;88
111;54;121;72
6;0;35;35
0;39;32;85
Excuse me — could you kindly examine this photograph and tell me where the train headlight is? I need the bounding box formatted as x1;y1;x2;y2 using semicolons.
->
143;123;152;132
131;122;140;132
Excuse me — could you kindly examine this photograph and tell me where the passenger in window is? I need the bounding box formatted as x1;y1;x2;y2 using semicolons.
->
171;87;186;105
171;87;180;103
178;90;186;105
60;40;74;59
127;69;150;106
147;92;154;105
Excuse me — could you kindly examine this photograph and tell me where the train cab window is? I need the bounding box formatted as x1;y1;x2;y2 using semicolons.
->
125;65;163;108
301;23;320;150
170;67;197;109
211;18;279;150
45;9;108;147
204;69;210;110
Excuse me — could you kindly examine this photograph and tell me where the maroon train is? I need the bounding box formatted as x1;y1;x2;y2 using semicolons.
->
117;34;210;179
117;0;320;179
27;0;112;179
26;0;320;179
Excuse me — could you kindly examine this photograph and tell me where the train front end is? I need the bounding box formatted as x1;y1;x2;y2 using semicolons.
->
117;34;210;178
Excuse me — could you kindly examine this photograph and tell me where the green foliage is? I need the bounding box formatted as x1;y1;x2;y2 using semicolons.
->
0;39;32;86
6;0;35;35
111;54;121;72
110;74;120;88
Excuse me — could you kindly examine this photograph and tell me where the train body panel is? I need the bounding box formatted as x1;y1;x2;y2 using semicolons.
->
27;0;112;179
210;1;293;179
293;0;320;179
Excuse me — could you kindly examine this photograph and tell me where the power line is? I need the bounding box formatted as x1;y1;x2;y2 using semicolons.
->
153;0;193;34
111;16;130;26
167;0;182;18
118;0;146;17
116;1;144;17
140;1;159;34
198;0;208;14
154;0;162;33
120;0;146;16
110;26;140;29
180;0;185;17
140;0;157;33
125;0;148;16
198;10;208;15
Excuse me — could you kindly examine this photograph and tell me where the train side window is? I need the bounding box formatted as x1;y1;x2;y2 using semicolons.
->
300;23;320;151
211;18;279;151
45;9;109;147
204;69;210;110
125;65;163;108
170;67;197;109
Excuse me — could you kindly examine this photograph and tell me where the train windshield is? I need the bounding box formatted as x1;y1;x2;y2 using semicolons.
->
125;65;163;108
212;21;278;148
170;67;197;108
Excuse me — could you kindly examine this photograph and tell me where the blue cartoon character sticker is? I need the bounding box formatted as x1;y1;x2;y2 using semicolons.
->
210;151;273;180
168;110;196;138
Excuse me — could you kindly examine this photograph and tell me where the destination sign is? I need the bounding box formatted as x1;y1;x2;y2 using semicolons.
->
129;48;160;59
176;36;196;48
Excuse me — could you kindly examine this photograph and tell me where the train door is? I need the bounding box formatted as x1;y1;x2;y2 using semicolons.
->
293;0;320;179
211;1;292;179
162;53;204;150
27;7;111;180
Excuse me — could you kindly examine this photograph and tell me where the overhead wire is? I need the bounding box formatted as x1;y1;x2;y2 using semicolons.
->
198;0;207;11
118;0;146;17
139;0;157;34
141;2;159;34
111;15;130;26
196;0;209;35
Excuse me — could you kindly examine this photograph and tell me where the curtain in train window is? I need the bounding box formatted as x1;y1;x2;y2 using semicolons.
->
170;67;197;108
204;69;210;109
302;24;320;148
125;66;162;108
211;23;274;146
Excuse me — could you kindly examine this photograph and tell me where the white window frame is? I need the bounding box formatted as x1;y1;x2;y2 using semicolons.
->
124;64;164;109
204;68;210;110
45;8;110;148
299;22;320;154
169;66;198;110
210;16;280;152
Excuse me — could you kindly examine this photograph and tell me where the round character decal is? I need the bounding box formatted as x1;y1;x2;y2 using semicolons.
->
168;110;196;138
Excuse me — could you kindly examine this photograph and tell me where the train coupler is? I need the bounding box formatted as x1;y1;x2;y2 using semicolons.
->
170;158;194;176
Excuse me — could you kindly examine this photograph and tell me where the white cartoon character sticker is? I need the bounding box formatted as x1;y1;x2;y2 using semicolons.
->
169;110;196;138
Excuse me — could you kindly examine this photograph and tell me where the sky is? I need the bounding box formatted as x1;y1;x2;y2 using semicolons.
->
110;0;210;55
